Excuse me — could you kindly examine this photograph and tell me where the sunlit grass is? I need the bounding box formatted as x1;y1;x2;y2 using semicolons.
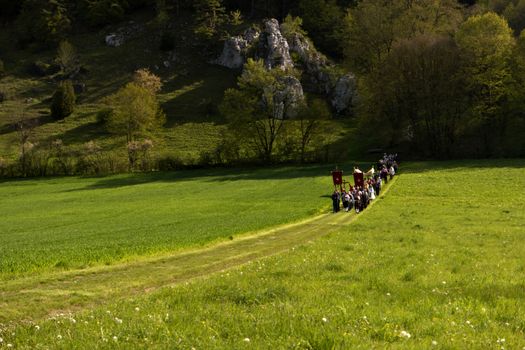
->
0;165;330;280
3;159;525;349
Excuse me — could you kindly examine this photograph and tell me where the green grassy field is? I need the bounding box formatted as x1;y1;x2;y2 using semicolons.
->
0;165;335;280
1;159;525;349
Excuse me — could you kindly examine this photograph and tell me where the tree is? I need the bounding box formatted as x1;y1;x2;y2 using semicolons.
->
81;0;127;27
193;0;226;39
362;35;467;157
220;59;295;162
340;0;463;75
105;83;165;142
455;12;515;154
502;0;525;34
56;40;79;77
17;0;71;44
133;68;163;94
513;30;525;100
504;29;525;155
298;0;343;56
50;80;76;120
296;97;330;163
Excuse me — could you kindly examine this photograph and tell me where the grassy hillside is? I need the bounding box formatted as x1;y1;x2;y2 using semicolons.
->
2;159;525;348
0;165;334;280
0;11;356;163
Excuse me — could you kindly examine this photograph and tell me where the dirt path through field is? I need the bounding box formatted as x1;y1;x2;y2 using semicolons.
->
0;179;397;323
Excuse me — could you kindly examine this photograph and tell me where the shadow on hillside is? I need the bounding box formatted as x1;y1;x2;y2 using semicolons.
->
54;121;110;144
161;66;236;126
81;76;131;104
401;159;525;174
71;158;525;191
62;164;337;191
0;114;55;136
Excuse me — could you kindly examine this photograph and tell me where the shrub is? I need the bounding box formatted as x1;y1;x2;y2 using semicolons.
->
18;143;51;177
77;140;103;175
0;89;6;103
56;40;79;77
49;139;74;175
83;0;126;27
156;154;186;171
31;61;51;76
133;69;162;94
96;108;113;125
0;157;8;177
127;139;154;171
105;82;164;141
16;0;71;44
50;80;76;120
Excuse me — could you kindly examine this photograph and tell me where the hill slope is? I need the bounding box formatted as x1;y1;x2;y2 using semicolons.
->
2;159;525;348
0;11;355;164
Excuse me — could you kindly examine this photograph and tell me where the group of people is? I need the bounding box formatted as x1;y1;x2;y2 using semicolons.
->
331;154;399;214
377;153;399;185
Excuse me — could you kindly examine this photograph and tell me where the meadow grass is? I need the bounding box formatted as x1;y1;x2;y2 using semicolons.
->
2;159;525;349
0;165;332;280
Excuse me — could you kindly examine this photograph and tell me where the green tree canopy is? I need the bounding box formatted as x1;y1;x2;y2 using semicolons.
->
50;80;76;120
193;0;226;40
455;12;515;153
220;59;293;162
105;83;165;142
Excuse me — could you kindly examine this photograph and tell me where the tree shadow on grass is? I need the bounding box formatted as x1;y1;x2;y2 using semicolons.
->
402;159;525;174
0;114;55;136
52;121;111;145
76;158;525;191
160;65;236;127
62;164;337;192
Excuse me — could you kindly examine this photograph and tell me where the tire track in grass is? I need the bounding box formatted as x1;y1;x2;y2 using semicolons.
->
0;178;398;324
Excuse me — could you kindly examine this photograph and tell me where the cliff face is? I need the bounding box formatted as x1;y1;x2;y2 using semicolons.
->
215;18;357;116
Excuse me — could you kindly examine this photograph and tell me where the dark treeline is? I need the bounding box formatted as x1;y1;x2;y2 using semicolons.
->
343;1;525;158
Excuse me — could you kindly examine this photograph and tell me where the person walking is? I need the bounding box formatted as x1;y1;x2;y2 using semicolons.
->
381;166;388;184
331;190;341;213
375;176;382;196
342;190;349;212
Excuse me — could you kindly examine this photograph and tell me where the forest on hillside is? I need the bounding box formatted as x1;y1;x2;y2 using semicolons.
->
0;0;524;178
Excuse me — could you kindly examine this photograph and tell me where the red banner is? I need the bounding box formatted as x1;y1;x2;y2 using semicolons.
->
332;170;343;185
353;172;364;188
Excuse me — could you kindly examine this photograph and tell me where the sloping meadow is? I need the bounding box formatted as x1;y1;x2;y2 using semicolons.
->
2;159;525;348
0;166;329;280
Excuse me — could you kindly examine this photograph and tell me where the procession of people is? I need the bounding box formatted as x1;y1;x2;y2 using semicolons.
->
331;154;399;214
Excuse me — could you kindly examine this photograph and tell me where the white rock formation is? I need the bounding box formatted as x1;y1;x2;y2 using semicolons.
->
105;34;124;47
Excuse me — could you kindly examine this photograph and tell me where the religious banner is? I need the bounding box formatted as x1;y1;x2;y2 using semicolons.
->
332;170;343;186
353;171;364;188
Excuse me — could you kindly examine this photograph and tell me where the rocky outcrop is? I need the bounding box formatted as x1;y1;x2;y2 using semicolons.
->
331;73;358;114
105;22;142;48
214;28;260;69
257;19;294;70
215;20;294;71
273;76;304;119
288;33;328;76
105;34;124;47
287;32;330;92
216;18;357;115
286;31;358;114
